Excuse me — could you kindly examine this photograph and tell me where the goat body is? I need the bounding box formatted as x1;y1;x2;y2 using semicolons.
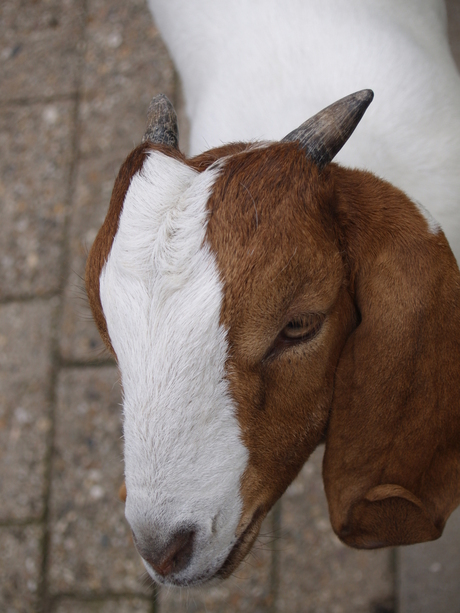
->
148;0;460;260
85;0;460;588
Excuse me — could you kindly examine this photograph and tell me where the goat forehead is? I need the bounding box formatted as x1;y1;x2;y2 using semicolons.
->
205;147;343;328
206;146;334;260
100;151;248;503
99;151;227;411
109;151;206;275
100;150;225;380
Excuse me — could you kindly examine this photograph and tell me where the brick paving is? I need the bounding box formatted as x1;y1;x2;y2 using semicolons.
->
0;1;459;612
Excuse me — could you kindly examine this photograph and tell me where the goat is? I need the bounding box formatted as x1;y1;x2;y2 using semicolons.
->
86;91;460;587
148;0;460;262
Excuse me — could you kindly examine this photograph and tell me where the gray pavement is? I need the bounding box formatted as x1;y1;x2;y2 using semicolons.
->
0;1;459;612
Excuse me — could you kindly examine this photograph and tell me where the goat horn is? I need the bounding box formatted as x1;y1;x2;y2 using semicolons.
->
282;89;374;169
142;94;179;149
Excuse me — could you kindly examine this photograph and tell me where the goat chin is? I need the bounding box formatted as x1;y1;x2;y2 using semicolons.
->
85;0;460;586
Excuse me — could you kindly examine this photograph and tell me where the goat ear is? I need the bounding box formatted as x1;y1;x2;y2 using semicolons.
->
322;171;460;548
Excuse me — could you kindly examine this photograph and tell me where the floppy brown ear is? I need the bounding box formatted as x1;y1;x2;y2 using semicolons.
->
322;166;460;548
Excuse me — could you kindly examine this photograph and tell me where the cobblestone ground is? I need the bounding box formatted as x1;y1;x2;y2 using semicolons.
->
1;1;459;612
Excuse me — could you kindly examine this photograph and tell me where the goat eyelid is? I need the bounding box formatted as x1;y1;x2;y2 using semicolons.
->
263;313;325;361
281;313;325;341
282;317;322;338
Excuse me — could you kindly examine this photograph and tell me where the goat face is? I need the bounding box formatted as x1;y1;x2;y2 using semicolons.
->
86;93;460;586
204;144;358;578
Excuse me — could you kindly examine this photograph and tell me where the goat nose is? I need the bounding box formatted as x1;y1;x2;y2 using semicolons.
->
138;529;196;577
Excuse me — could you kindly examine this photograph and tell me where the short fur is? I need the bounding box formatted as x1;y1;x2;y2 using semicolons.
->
98;148;249;585
86;136;460;585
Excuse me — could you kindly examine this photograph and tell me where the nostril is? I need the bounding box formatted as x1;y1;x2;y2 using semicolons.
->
141;529;196;577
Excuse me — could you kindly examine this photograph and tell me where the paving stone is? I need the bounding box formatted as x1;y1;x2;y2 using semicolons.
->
160;514;274;613
59;156;120;363
84;0;173;92
53;596;153;613
0;524;43;613
79;0;174;161
277;446;394;613
0;300;55;521
0;0;85;101
398;506;460;613
49;366;150;595
0;102;74;299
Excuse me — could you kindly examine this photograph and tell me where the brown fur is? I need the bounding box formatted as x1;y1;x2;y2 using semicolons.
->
86;139;460;575
323;165;460;547
204;143;460;563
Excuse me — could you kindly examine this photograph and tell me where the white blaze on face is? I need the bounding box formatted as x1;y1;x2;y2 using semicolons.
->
100;151;248;583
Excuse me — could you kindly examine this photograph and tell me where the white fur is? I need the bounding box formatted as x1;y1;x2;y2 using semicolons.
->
415;201;442;235
100;151;248;585
148;0;460;261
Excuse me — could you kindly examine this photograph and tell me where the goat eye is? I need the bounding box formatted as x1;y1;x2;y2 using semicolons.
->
264;314;325;361
280;315;324;343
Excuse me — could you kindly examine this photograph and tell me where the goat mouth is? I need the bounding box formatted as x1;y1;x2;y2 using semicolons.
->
146;565;216;588
216;506;266;579
143;508;267;587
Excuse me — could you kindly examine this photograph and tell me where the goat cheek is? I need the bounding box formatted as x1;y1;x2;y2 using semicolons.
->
234;364;327;509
